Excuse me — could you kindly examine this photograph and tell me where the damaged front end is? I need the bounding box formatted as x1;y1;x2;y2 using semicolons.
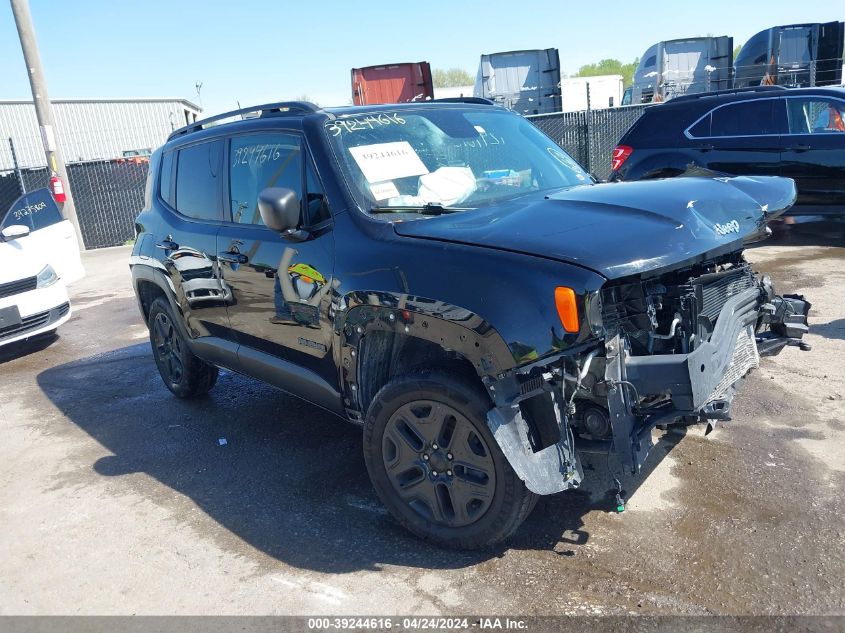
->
485;253;810;497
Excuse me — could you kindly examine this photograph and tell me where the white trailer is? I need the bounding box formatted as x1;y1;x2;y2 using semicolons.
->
560;75;623;112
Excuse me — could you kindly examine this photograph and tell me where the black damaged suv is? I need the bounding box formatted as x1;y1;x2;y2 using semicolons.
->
131;99;809;548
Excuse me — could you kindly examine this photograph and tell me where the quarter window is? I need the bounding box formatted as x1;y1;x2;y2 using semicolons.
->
787;98;845;134
159;150;174;206
175;141;222;221
305;160;331;225
228;132;302;226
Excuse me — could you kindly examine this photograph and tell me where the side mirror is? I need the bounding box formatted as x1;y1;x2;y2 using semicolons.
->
1;224;31;241
258;187;303;237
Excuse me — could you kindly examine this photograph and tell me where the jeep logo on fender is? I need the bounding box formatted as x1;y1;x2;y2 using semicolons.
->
714;220;741;236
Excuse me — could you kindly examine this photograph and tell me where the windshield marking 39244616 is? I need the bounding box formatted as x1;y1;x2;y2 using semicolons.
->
325;107;592;216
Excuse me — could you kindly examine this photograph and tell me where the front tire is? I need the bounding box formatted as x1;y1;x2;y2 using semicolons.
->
363;370;537;549
148;297;218;398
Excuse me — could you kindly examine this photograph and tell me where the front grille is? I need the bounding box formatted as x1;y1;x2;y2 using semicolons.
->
0;276;37;299
696;266;757;323
0;302;69;342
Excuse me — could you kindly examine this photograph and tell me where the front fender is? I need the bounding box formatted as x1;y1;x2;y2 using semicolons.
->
337;292;514;383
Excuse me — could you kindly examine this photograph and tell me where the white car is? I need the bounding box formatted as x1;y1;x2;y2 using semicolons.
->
0;188;84;347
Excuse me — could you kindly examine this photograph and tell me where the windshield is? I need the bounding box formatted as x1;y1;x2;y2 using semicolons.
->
325;107;591;214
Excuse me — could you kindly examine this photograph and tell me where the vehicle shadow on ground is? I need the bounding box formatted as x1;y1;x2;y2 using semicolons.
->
813;318;845;341
37;343;683;573
0;332;59;365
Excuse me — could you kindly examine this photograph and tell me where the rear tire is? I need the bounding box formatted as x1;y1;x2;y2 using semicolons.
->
363;370;537;549
148;297;218;398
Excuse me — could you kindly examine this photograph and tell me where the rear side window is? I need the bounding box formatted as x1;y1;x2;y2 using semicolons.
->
689;100;781;137
175;140;222;221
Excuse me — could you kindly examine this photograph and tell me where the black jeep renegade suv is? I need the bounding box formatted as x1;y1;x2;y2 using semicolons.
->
131;99;809;548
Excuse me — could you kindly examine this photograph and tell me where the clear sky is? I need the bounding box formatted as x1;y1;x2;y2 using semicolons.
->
0;0;840;116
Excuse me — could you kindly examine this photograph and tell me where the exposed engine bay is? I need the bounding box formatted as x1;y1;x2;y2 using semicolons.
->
485;252;811;497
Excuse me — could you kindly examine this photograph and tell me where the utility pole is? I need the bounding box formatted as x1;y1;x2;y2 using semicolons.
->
10;0;85;250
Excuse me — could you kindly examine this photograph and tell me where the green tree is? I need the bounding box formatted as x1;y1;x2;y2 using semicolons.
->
574;58;640;87
433;68;474;88
733;44;742;60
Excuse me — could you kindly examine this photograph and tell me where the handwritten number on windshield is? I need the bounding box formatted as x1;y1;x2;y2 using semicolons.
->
327;113;406;136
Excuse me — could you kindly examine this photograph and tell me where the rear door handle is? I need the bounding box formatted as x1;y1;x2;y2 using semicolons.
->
697;143;714;152
155;240;179;250
785;144;811;152
218;251;248;264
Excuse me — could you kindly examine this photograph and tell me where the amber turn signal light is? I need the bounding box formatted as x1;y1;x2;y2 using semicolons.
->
555;286;580;333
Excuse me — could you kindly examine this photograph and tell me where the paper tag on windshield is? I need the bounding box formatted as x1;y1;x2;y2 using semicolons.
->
369;180;400;201
349;141;429;183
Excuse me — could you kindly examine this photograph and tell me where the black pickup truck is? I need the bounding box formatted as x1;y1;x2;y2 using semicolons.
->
130;99;810;548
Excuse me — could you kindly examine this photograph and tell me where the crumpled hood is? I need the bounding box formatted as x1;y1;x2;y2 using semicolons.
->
392;176;796;279
0;236;44;284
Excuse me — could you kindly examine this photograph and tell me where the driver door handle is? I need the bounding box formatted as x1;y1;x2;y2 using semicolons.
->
218;251;248;264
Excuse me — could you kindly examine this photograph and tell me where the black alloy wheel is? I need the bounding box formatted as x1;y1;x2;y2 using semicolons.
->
148;297;218;398
363;371;537;549
152;310;183;385
382;399;497;527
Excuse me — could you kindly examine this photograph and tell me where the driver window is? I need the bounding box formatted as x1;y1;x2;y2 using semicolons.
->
228;132;303;225
787;98;845;134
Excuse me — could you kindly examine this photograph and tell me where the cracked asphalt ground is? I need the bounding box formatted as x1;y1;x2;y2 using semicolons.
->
1;223;843;616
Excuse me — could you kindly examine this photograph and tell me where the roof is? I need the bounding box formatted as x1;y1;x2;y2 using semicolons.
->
660;86;845;108
167;98;497;142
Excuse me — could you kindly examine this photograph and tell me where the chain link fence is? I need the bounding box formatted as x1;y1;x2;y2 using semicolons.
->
526;105;651;180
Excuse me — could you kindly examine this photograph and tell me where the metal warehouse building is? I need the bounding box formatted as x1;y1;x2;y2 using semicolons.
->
0;98;202;170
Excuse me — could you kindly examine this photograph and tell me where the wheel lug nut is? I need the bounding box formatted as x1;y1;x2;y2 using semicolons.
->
447;453;453;460
422;454;429;461
432;443;438;450
446;470;453;476
431;471;438;477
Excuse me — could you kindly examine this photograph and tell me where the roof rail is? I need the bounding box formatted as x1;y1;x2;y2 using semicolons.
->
668;85;788;104
167;101;321;141
429;97;496;105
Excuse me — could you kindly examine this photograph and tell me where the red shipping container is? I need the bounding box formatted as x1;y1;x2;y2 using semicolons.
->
351;62;434;105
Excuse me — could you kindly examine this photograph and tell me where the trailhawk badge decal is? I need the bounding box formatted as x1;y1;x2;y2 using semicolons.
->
714;220;740;237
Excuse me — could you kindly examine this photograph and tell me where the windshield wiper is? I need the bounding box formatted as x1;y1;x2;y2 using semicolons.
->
369;203;472;216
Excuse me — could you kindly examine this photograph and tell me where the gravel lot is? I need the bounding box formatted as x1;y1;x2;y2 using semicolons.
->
1;224;843;615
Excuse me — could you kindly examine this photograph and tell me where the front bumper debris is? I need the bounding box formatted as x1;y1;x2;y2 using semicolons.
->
487;390;582;495
485;285;810;494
